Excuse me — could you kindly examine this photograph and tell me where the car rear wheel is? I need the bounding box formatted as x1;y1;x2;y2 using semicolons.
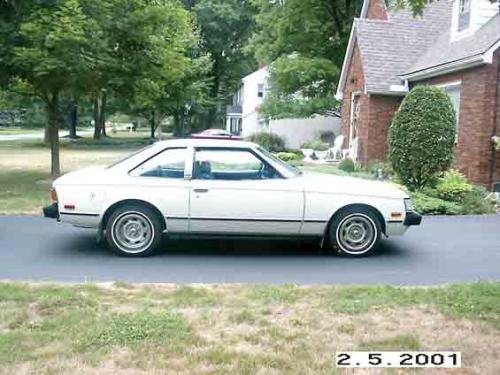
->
328;207;382;257
106;204;162;257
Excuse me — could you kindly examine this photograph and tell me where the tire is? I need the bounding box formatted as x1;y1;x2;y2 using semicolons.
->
105;203;162;257
328;207;382;257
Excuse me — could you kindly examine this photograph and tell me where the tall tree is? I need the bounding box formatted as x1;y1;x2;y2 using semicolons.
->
4;0;91;176
184;0;257;129
248;0;363;119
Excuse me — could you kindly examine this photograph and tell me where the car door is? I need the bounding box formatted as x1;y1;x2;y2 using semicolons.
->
129;147;190;232
188;147;303;234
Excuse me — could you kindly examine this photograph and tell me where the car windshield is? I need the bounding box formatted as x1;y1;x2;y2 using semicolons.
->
257;147;302;178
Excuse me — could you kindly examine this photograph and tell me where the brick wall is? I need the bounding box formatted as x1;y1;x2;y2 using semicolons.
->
366;0;388;20
494;49;500;188
413;51;499;188
341;41;369;160
366;95;402;163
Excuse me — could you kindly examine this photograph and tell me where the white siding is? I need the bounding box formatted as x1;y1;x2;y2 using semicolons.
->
269;116;342;149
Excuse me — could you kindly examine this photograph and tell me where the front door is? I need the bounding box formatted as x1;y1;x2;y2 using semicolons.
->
188;147;303;234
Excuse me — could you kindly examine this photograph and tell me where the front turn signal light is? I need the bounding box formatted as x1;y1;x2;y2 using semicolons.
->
50;188;58;203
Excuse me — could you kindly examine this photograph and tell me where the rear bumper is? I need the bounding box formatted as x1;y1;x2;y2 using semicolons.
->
42;203;59;219
404;211;422;226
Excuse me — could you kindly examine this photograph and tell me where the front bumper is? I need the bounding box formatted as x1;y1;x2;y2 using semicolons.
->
43;203;59;219
404;211;422;226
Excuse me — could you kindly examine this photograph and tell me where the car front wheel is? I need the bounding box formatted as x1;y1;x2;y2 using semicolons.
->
106;204;162;257
329;207;382;257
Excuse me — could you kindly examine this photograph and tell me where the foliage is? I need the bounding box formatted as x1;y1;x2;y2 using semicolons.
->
247;132;285;152
259;91;338;119
410;191;462;215
493;136;500;151
338;158;355;173
260;55;340;119
366;160;394;179
435;169;473;201
248;0;357;118
459;186;496;215
300;140;329;151
319;130;336;145
275;151;302;162
389;86;456;190
411;179;495;215
189;0;257;128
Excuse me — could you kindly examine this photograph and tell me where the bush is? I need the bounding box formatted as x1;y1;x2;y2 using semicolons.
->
410;191;461;215
319;130;336;145
276;151;302;162
389;86;456;190
338;158;355;173
435;169;473;201
247;132;285;152
367;160;394;179
459;186;496;215
300;139;329;151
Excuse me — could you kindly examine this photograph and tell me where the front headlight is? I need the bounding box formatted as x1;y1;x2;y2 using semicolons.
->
404;198;415;212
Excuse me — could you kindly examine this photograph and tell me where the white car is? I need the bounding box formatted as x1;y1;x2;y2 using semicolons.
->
43;139;421;257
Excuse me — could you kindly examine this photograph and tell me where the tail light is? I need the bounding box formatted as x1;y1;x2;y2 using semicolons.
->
50;188;58;203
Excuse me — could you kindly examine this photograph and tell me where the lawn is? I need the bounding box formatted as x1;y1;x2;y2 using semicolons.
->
0;127;43;136
0;282;499;373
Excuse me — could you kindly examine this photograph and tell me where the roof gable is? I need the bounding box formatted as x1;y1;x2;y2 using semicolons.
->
337;0;499;97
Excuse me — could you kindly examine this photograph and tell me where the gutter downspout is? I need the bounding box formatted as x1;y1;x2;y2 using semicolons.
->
491;54;500;191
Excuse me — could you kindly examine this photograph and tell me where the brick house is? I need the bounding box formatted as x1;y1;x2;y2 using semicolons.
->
336;0;500;189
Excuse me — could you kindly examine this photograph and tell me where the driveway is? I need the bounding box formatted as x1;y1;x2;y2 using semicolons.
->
0;215;499;285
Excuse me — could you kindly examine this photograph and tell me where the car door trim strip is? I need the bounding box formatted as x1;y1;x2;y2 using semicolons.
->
166;216;326;223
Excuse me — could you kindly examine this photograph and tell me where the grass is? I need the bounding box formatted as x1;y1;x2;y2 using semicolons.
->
0;282;499;373
0;127;43;135
302;163;375;180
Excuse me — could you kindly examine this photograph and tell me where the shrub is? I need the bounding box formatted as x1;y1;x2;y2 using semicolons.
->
319;130;336;145
410;191;461;215
435;169;473;202
338;158;355;173
389;86;456;190
367;160;394;179
276;151;302;162
247;132;285;152
300;139;329;151
459;186;496;215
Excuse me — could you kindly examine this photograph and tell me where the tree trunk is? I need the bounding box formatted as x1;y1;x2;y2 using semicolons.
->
46;93;60;177
99;90;107;137
44;125;50;144
150;110;156;139
93;95;101;139
68;101;77;139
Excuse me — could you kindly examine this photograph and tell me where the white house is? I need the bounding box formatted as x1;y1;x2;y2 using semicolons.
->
226;66;341;149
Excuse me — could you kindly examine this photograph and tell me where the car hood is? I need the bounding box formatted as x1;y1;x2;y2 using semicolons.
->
298;172;408;199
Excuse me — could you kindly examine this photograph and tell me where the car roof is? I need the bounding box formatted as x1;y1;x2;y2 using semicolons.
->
153;138;257;149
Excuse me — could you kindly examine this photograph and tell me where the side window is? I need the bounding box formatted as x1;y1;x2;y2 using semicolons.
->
193;149;280;180
130;148;186;178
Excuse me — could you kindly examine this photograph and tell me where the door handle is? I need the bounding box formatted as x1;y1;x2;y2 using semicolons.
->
193;188;209;193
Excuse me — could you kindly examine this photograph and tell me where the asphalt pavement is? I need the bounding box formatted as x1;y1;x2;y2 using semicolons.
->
0;215;499;285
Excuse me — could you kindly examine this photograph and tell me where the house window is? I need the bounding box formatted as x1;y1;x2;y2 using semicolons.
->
230;117;242;135
257;83;265;98
441;83;461;138
458;0;471;32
